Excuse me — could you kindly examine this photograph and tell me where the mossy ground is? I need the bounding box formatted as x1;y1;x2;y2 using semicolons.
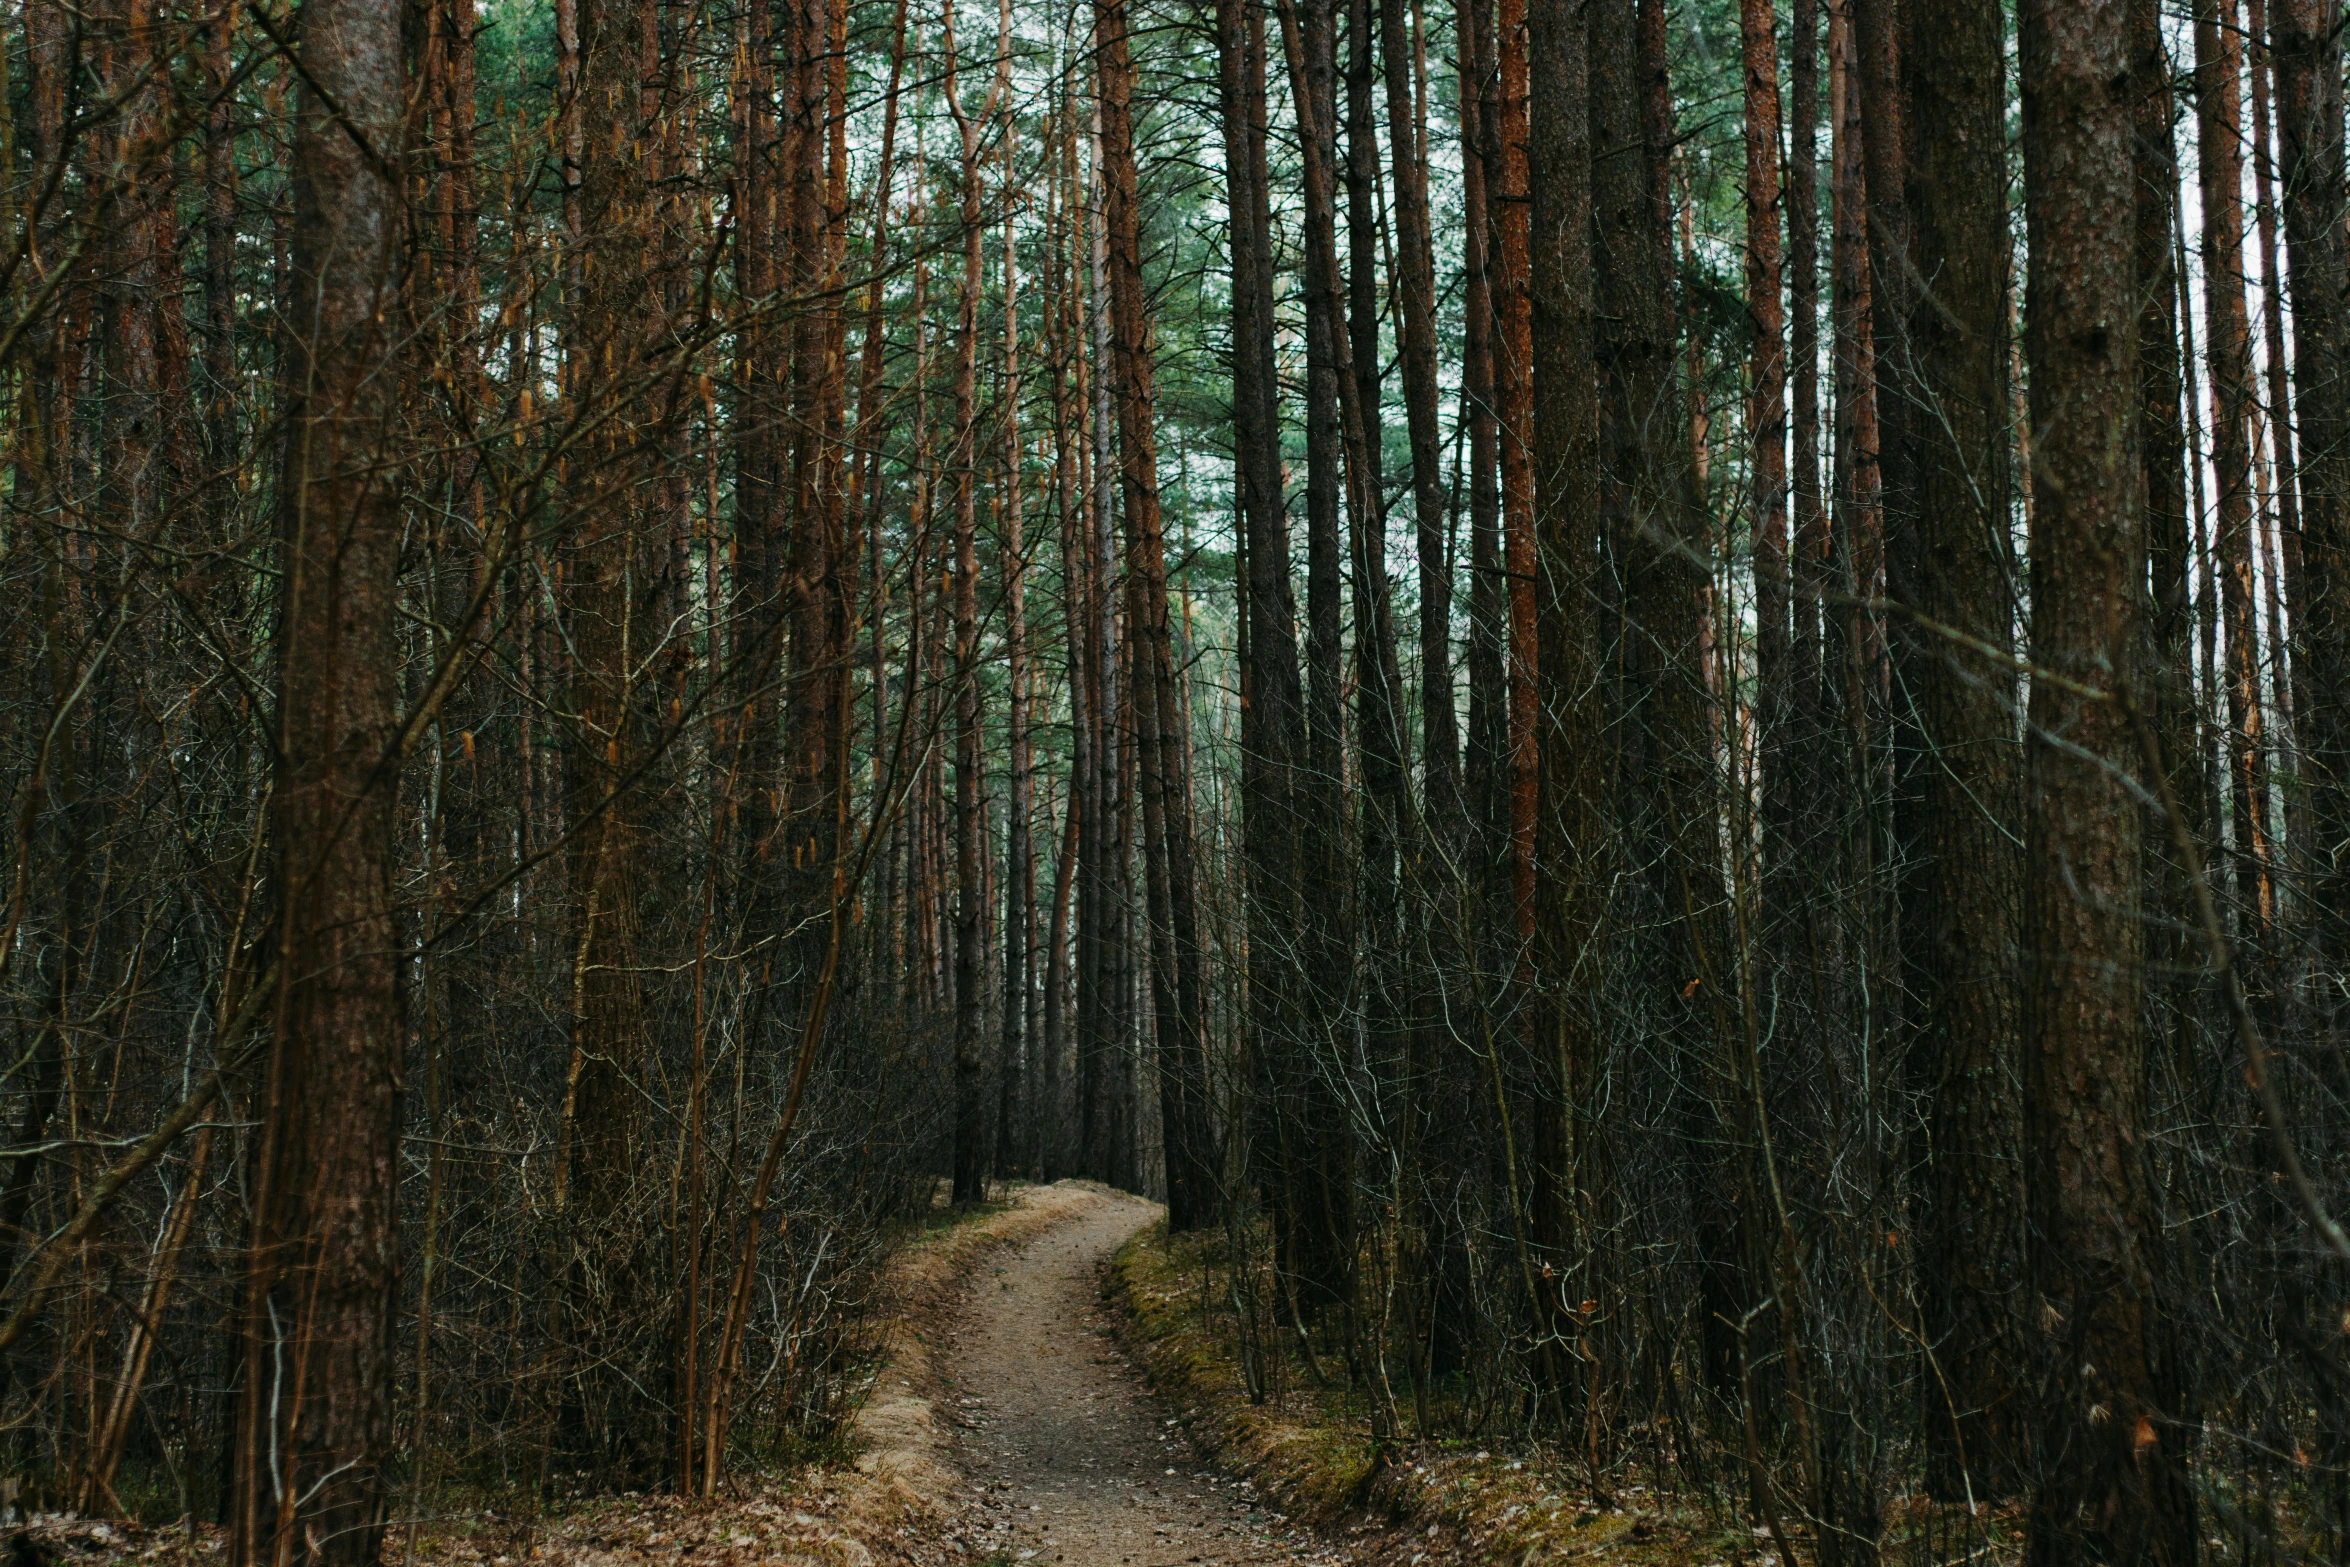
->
1108;1220;2032;1567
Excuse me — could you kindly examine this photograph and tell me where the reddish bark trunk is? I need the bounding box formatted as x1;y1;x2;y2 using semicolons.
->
2197;0;2278;927
1094;0;1219;1226
231;0;408;1552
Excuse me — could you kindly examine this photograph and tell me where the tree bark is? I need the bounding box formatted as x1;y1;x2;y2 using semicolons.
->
997;2;1033;1181
1462;0;1506;857
1591;0;1721;1428
2196;0;2278;929
2018;1;2198;1556
1218;0;1308;1263
2274;0;2350;1121
2132;0;2206;1176
2247;0;2303;753
1525;0;1598;1420
1382;0;1458;827
781;0;853;1046
554;0;671;1479
1094;0;1219;1226
1894;0;2025;1500
1496;0;1538;959
1744;0;1790;898
945;0;1002;1205
1276;0;1359;1307
230;0;407;1552
1789;0;1827;852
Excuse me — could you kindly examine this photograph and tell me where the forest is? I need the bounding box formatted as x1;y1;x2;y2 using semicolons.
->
2;0;2347;1558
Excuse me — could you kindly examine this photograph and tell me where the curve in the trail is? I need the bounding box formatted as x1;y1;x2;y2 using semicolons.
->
925;1189;1354;1567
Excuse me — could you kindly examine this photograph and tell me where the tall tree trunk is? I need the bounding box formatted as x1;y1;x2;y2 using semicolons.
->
1852;0;1909;560
1826;0;1883;1034
733;0;785;956
1344;0;1385;500
1218;0;1307;1264
851;0;913;838
100;0;192;546
999;151;1034;1182
202;0;240;532
2132;0;2205;1191
2274;1;2350;1142
2018;1;2199;1557
2198;0;2278;929
1068;97;1101;1179
1591;0;1720;1433
1382;0;1457;827
2247;0;2304;752
945;0;1004;1205
1525;0;1598;1423
1788;0;1826;862
1744;0;1790;896
1462;0;1505;857
1345;0;1410;1198
780;0;853;1043
1078;95;1127;1184
1894;0;2025;1501
1276;0;1358;1308
1341;0;1408;955
1042;75;1086;1178
1496;0;1537;965
230;0;406;1552
556;0;670;1480
1093;0;1218;1224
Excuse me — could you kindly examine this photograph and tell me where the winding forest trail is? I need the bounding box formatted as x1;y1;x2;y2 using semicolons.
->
916;1188;1355;1567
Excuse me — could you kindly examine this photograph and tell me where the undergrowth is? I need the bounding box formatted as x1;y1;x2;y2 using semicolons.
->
1108;1219;2032;1567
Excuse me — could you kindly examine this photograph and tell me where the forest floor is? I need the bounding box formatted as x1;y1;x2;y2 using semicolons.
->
26;1180;1860;1567
26;1183;1461;1567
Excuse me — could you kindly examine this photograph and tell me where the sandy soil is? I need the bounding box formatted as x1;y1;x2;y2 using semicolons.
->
917;1188;1357;1567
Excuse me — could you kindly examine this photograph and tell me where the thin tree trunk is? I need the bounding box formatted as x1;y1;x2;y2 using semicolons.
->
1218;0;1306;1263
1275;0;1358;1308
554;0;675;1480
1789;0;1826;849
1828;0;1884;955
996;4;1032;1181
2198;0;2278;928
2248;0;2303;755
1852;0;1909;573
1496;0;1537;959
2134;0;2206;1167
84;1129;213;1508
852;0;913;795
1462;0;1506;855
1744;0;1790;899
1079;91;1125;1183
2274;0;2350;1118
1043;778;1080;1177
1382;0;1457;827
1094;0;1219;1227
1347;0;1409;1004
945;0;1004;1205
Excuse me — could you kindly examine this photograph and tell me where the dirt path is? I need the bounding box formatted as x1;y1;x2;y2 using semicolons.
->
25;1187;1416;1567
921;1188;1355;1567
